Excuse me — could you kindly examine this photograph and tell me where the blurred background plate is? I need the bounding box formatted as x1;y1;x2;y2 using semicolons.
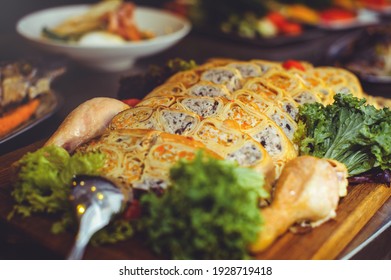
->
316;8;380;30
326;25;391;84
0;91;62;145
196;26;327;48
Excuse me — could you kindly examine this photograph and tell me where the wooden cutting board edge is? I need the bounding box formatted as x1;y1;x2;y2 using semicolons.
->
313;184;391;259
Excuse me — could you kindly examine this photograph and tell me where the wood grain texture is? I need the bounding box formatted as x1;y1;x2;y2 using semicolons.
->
0;142;390;260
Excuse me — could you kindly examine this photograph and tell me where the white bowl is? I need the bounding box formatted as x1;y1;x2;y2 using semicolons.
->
16;5;191;71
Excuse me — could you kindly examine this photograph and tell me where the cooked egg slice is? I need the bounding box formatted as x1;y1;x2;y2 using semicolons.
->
78;32;126;46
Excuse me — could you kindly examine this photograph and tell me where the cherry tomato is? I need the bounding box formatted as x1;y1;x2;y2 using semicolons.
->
122;98;141;107
282;60;306;71
266;12;287;29
279;22;302;35
320;8;356;22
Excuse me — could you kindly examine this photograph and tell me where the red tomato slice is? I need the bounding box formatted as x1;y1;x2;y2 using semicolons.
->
267;12;287;29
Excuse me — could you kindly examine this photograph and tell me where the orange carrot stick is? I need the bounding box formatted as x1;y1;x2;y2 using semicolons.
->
0;99;40;137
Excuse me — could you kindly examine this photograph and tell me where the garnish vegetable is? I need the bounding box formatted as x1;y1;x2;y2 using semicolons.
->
295;93;391;176
138;152;268;260
10;145;132;243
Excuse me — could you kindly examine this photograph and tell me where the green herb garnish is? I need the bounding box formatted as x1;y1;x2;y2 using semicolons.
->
295;93;391;176
139;152;267;260
9;145;133;243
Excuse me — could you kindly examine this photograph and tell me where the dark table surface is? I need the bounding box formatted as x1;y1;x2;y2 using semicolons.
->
0;0;390;260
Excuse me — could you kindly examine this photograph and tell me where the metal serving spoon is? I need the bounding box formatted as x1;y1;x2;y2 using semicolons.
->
67;175;124;260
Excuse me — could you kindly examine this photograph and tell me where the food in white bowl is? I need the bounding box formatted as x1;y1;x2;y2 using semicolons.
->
16;1;191;71
41;0;155;45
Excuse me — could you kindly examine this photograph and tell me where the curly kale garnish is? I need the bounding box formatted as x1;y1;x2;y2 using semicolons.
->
138;152;267;260
296;93;391;176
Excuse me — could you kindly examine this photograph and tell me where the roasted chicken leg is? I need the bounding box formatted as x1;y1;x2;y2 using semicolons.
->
45;97;129;152
250;156;348;253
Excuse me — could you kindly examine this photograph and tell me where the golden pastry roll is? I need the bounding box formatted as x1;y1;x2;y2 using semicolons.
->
166;69;200;88
191;118;276;189
245;118;297;168
76;129;156;200
289;68;329;92
136;95;177;108
249;59;283;73
261;69;305;93
311;67;364;98
174;96;226;118
291;89;323;105
187;81;232;99
220;100;265;131
219;99;297;146
136;94;228;116
275;95;299;121
200;66;243;92
110;105;201;136
264;105;298;141
156;107;201;135
226;62;263;79
110;106;158;130
233;89;299;121
242;77;284;100
232;89;274;113
307;67;353;100
218;100;296;165
144;82;187;99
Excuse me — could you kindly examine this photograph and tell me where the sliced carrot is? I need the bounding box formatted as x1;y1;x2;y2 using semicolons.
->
0;99;40;137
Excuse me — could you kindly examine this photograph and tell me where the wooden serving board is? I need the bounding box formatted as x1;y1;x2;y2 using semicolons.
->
0;141;390;260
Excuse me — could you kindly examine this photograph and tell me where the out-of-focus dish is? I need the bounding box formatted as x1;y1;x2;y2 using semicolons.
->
0;61;63;144
185;0;326;45
16;1;191;71
41;0;155;45
0;90;61;145
361;0;391;14
327;25;391;83
315;7;379;30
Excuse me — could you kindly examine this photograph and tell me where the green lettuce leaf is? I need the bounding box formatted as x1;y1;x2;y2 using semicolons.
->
296;93;391;176
139;152;267;260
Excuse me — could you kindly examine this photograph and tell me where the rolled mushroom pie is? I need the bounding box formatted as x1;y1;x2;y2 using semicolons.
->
50;58;387;208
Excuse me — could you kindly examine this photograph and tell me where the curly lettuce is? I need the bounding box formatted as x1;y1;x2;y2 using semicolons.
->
139;152;267;260
9;145;133;243
295;93;391;176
